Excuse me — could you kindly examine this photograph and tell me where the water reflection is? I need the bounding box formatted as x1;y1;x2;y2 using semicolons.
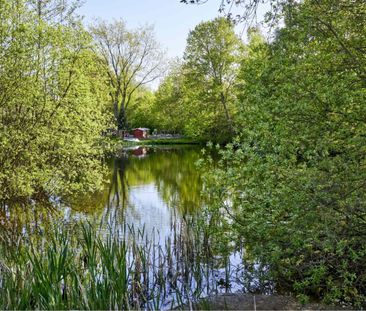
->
97;145;203;239
0;145;204;242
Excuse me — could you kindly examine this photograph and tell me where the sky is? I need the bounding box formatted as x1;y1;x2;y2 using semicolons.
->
78;0;237;59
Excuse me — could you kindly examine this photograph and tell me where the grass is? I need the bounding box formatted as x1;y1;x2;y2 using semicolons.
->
121;137;204;146
0;219;244;310
103;134;205;148
139;138;204;145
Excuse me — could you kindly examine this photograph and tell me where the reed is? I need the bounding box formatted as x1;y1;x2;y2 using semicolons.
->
0;218;254;310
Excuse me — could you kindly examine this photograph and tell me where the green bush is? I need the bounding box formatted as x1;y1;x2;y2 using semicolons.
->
203;0;366;307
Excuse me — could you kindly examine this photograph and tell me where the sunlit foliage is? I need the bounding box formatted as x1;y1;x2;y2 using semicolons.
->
204;0;366;306
0;0;111;201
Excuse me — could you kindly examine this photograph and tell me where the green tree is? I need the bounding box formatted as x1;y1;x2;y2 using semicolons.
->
127;87;157;130
90;20;166;130
152;60;187;134
183;17;243;141
0;0;110;202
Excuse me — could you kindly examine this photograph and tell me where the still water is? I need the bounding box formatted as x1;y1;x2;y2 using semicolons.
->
68;145;203;239
0;145;203;241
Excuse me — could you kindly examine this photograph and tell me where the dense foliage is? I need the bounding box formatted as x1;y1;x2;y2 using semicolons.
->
203;0;366;307
0;0;110;201
148;18;242;142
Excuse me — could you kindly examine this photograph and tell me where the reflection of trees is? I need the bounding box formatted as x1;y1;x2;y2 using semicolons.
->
85;146;204;216
99;156;140;230
125;147;203;215
64;146;204;216
0;201;60;248
68;156;137;228
66;156;131;213
108;156;130;209
0;147;205;243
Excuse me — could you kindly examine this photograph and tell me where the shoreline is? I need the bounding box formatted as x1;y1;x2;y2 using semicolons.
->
181;293;350;310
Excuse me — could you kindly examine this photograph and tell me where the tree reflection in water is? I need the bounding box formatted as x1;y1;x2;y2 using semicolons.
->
0;145;206;243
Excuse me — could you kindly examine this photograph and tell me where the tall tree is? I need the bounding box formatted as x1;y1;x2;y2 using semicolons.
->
153;60;186;134
183;17;243;141
127;87;157;130
91;20;165;130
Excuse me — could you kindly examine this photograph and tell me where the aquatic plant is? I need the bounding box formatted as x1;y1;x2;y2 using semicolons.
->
0;219;254;310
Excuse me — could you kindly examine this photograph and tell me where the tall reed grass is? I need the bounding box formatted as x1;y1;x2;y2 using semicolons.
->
0;218;251;310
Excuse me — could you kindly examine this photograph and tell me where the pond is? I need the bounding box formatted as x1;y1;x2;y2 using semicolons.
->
0;145;202;239
65;145;204;242
0;145;270;309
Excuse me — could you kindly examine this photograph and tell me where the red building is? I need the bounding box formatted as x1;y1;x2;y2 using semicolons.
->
132;128;149;139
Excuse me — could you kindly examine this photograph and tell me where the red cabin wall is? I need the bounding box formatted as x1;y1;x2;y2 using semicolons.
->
133;129;144;139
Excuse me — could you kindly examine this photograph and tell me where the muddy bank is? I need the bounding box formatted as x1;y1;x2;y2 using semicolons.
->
180;294;350;310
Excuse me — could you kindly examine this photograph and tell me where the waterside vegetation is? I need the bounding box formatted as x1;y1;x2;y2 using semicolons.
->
0;220;251;310
0;0;365;309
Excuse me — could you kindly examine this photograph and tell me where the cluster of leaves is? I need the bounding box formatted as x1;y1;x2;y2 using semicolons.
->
203;0;366;307
0;0;111;202
142;18;243;142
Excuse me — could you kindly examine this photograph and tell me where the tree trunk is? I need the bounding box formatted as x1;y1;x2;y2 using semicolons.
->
113;100;119;121
118;102;128;130
220;92;233;133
